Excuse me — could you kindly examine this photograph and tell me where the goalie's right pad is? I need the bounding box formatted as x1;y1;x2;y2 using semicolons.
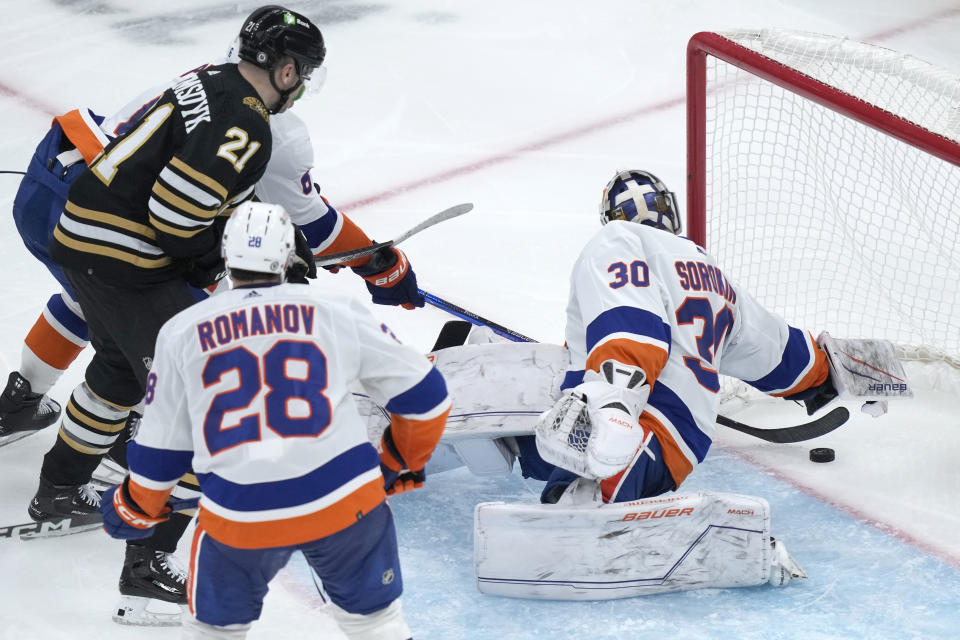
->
474;491;805;600
535;361;651;480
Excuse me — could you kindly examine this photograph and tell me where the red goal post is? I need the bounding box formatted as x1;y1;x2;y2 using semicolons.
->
685;29;960;380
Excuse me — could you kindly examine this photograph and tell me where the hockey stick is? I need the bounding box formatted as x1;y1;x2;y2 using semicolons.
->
419;290;536;342
314;203;473;267
0;170;26;176
420;291;850;442
716;407;850;443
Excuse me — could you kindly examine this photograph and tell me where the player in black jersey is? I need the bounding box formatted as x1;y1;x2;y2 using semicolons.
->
29;6;327;623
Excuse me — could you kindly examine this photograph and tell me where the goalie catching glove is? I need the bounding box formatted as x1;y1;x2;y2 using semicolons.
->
535;360;653;480
100;477;172;540
351;246;425;309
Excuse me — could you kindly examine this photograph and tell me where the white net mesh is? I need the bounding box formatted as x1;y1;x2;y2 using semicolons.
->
700;29;960;396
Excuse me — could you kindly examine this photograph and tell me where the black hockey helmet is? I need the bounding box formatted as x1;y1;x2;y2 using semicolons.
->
238;6;326;79
599;169;682;234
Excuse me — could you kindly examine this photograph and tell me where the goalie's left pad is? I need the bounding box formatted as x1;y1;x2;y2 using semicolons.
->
354;343;568;476
474;491;805;600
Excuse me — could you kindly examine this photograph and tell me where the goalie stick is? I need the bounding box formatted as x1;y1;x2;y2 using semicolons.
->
419;290;850;442
314;203;473;267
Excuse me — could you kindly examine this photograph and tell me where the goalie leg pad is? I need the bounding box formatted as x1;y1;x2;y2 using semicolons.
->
357;343;569;446
475;491;782;600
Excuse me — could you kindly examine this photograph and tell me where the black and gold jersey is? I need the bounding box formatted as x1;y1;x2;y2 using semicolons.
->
50;63;272;284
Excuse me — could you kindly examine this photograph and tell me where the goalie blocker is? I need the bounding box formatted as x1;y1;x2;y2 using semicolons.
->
474;490;806;600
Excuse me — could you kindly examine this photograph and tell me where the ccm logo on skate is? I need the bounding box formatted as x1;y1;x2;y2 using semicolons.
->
621;507;694;521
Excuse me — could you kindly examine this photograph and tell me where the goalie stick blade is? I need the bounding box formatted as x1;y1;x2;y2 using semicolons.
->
314;203;473;267
716;406;850;443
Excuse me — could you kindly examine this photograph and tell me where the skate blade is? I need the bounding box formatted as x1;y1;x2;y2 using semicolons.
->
113;595;185;626
0;431;39;449
19;521;102;540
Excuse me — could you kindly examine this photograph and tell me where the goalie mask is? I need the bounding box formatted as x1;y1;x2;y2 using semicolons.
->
600;169;681;234
222;201;295;276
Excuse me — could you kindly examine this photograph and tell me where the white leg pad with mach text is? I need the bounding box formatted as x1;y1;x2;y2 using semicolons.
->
474;491;781;600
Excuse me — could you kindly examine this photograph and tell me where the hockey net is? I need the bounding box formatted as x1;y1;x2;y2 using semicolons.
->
687;29;960;402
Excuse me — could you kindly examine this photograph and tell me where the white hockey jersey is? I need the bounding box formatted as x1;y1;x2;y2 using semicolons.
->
564;222;828;490
126;284;450;549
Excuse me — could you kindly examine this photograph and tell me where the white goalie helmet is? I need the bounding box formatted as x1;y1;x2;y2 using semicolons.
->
599;169;682;234
221;201;295;275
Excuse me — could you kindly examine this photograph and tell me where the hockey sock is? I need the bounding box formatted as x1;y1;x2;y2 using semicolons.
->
140;512;192;554
40;382;130;486
21;292;89;394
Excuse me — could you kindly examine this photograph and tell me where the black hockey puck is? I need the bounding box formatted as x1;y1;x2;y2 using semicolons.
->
809;447;835;463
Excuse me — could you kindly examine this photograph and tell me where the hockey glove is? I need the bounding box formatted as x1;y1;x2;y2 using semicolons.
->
100;478;170;540
784;378;839;416
184;245;227;289
287;225;318;284
379;463;426;495
351;246;425;309
379;424;427;495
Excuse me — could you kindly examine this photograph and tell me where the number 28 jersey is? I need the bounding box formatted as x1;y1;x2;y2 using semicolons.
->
563;221;828;489
127;284;450;549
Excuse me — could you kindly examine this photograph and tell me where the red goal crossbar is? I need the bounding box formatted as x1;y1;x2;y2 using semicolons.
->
685;30;960;248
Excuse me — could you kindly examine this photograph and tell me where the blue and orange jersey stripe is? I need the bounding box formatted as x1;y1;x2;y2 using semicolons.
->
314;212;374;267
747;329;829;396
196;476;386;549
53;109;109;165
584;306;671;383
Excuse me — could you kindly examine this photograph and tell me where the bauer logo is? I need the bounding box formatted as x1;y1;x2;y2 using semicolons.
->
867;383;908;392
621;507;694;521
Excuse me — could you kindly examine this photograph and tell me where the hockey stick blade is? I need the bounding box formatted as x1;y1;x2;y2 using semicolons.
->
314;203;473;267
716;406;850;443
0;431;39;448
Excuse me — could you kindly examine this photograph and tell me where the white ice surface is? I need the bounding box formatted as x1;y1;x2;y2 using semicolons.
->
2;1;960;638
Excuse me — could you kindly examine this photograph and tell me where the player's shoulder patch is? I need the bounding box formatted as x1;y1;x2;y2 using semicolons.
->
242;96;270;123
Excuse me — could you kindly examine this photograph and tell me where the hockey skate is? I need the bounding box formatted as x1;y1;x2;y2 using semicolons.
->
27;477;103;535
768;538;807;586
114;544;188;626
0;371;61;446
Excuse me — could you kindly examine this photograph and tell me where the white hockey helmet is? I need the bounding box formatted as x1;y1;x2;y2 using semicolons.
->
599;169;682;234
221;201;295;275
